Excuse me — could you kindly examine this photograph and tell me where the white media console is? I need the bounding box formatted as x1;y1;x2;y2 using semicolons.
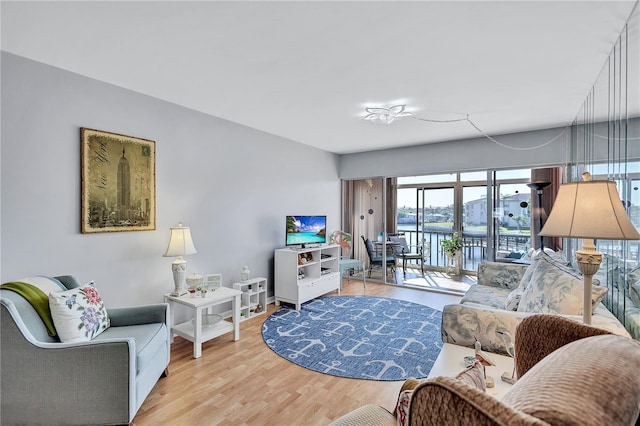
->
274;244;341;310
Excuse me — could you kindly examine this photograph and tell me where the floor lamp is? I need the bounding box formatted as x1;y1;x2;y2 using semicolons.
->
539;173;640;324
526;181;551;250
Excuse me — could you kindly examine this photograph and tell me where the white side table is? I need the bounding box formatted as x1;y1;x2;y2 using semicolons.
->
428;343;516;399
164;286;242;359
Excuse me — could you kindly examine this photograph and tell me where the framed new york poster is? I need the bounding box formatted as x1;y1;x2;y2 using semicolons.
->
81;128;156;233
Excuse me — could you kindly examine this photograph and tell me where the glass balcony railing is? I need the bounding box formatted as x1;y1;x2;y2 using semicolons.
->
397;227;530;273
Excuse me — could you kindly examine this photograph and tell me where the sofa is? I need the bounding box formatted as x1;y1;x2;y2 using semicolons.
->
441;253;630;355
330;314;640;426
0;275;170;425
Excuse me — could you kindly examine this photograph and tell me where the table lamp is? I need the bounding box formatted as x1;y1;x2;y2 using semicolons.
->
539;172;640;324
163;223;198;296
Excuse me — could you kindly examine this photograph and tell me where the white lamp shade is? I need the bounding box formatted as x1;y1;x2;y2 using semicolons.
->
539;180;640;240
163;224;197;257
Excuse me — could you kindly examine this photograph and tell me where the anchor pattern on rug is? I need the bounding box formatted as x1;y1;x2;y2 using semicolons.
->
262;295;443;381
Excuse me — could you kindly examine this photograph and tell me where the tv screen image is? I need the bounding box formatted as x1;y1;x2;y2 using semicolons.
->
286;215;327;246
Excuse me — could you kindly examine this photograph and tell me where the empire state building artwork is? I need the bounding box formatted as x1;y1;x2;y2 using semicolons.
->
81;128;156;233
117;148;131;222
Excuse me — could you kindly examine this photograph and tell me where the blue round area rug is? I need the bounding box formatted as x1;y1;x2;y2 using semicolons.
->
262;295;443;381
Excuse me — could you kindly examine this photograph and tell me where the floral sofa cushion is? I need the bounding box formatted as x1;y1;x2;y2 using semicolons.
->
517;256;608;315
459;285;512;309
442;301;629;355
476;262;527;290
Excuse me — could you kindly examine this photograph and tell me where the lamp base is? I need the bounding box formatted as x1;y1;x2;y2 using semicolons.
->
170;257;188;296
575;239;602;325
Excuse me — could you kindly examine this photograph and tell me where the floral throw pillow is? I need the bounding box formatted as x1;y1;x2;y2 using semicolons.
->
395;389;412;426
49;281;110;343
395;378;421;426
517;257;608;315
505;288;524;311
504;255;544;311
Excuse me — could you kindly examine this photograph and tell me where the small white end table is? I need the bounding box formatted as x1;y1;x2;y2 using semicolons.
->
428;343;515;399
164;286;242;358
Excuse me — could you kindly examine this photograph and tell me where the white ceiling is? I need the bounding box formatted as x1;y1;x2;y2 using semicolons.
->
2;1;638;154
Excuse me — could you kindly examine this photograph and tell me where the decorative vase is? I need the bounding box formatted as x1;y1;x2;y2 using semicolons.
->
241;266;250;281
446;251;461;276
186;274;204;290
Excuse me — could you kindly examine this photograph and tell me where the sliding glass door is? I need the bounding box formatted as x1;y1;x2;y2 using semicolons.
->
462;184;488;271
343;167;557;286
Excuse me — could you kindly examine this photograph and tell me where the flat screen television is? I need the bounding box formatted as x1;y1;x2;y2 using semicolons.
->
286;215;327;247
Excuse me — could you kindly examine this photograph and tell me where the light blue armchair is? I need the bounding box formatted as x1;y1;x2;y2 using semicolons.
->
0;275;170;425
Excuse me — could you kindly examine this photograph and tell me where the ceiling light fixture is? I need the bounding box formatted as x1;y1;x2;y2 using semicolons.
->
362;103;567;151
363;105;414;124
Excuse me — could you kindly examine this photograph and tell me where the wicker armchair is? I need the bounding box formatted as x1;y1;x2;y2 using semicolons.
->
330;315;640;426
513;314;613;377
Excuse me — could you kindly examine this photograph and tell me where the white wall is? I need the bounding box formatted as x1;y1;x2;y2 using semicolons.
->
1;53;341;307
339;118;640;181
339;126;572;179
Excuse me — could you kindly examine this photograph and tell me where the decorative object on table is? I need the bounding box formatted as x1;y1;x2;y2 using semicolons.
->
163;223;198;296
186;273;203;291
441;232;463;275
463;355;478;367
262;295;443;381
205;273;222;291
474;338;496;388
240;266;250;281
298;252;312;264
454;359;487;391
497;330;517;384
188;288;197;298
526;181;552;250
501;369;518;385
80;128;155;233
200;288;208;298
539;172;640;324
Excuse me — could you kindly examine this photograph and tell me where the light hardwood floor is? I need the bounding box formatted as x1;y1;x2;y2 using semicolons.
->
133;281;461;426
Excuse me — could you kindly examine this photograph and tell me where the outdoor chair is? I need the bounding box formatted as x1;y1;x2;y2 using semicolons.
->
361;236;396;280
329;230;366;288
388;234;429;278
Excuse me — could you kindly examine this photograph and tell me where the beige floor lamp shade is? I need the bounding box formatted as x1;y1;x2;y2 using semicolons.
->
539;175;640;324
